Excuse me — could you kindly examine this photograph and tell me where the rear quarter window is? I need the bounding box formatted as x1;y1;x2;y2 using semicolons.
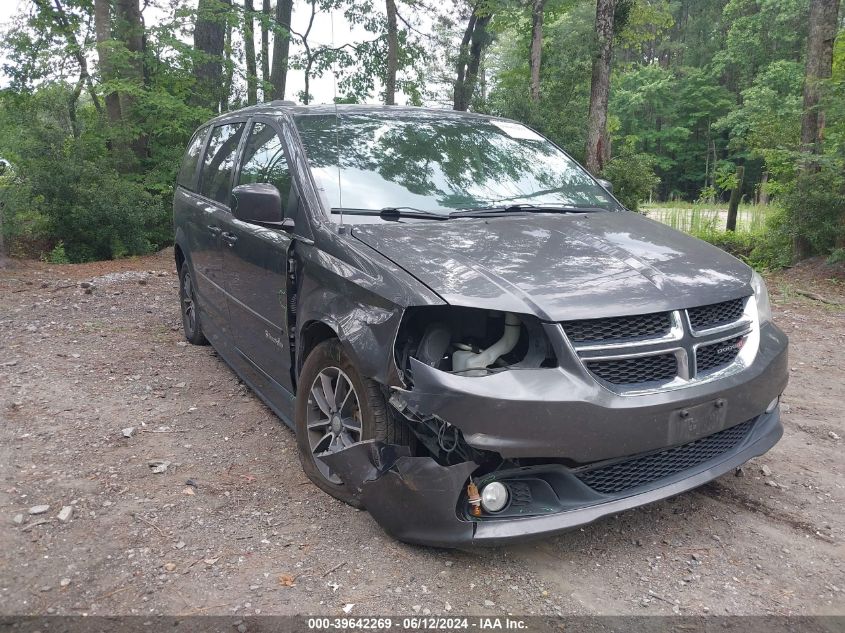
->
176;127;207;190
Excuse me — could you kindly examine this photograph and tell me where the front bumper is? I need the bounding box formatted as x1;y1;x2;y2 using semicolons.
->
396;322;788;463
321;409;783;547
320;322;787;547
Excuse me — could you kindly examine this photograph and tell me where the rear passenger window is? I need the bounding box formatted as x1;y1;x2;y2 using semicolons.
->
238;122;293;215
177;127;207;190
199;123;245;205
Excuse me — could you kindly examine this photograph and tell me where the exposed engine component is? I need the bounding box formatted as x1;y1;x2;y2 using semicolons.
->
394;306;557;380
452;312;521;372
415;323;452;368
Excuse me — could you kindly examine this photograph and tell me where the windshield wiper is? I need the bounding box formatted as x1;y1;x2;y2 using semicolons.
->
331;207;450;220
450;204;609;217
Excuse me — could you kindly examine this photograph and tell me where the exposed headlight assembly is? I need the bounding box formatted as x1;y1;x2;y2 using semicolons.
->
751;271;772;324
395;307;557;377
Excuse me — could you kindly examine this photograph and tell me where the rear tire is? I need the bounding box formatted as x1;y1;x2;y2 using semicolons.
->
179;262;208;346
295;338;411;507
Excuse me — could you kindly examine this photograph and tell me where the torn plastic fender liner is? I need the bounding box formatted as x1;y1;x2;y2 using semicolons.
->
319;440;477;547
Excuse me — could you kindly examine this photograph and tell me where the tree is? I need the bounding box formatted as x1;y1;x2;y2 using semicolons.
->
269;0;293;100
244;0;258;105
261;0;271;96
193;0;232;112
385;0;399;104
453;5;492;111
799;0;841;159
584;0;616;174
528;0;545;102
94;0;122;125
793;0;841;259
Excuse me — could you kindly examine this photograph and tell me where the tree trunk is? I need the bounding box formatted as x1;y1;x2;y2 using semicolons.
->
261;0;270;98
244;0;258;105
529;0;545;102
222;14;234;111
794;0;840;259
193;0;231;112
302;58;312;105
94;0;122;125
269;0;293;100
114;0;147;159
453;12;476;110
726;165;744;232
464;15;490;107
800;0;840;157
385;0;398;105
37;0;102;116
759;171;770;205
585;0;617;175
453;11;491;111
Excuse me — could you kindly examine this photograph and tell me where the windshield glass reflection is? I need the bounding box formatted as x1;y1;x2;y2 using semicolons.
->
293;111;621;217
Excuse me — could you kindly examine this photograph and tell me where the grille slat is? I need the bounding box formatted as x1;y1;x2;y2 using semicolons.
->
585;353;677;385
561;312;671;343
575;419;755;494
688;298;746;330
697;336;744;373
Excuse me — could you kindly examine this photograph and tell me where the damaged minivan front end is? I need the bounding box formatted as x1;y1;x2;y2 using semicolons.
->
318;288;787;547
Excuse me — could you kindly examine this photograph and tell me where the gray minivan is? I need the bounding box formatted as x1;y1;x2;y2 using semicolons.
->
173;102;788;547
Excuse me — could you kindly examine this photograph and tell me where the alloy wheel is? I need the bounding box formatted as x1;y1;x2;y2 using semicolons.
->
181;271;196;337
306;366;362;483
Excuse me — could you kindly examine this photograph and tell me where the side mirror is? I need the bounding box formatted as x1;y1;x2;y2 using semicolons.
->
232;183;292;230
597;178;613;194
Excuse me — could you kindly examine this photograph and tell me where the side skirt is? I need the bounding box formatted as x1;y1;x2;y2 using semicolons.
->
206;329;297;429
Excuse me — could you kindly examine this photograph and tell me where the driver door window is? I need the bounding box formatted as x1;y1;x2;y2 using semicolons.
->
238;122;293;216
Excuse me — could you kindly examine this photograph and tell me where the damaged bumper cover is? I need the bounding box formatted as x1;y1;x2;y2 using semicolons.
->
319;409;783;547
395;323;788;463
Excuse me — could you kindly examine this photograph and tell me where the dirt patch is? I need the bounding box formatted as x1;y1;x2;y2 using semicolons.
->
1;250;843;616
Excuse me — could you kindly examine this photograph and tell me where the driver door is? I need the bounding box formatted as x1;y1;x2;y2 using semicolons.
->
220;119;295;393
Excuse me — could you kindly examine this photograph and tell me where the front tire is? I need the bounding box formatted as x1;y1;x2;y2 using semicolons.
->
295;339;409;507
179;263;208;346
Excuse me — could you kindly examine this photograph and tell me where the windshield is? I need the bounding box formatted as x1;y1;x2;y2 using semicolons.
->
293;111;622;217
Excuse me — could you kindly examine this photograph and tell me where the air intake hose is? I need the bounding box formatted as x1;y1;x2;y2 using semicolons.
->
452;313;521;372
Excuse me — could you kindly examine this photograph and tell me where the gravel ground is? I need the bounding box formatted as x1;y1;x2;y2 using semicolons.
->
1;250;843;617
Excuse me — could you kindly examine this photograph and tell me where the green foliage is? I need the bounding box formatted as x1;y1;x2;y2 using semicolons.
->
828;248;845;266
780;166;845;257
0;0;842;271
0;83;175;262
600;151;659;210
45;241;70;264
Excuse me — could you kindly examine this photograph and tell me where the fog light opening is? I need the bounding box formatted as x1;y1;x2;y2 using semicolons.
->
765;395;780;414
480;482;509;513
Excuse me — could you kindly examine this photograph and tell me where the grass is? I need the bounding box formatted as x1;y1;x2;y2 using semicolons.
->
640;202;790;270
642;202;771;234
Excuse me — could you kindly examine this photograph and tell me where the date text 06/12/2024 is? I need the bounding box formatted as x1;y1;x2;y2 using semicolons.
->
306;617;529;630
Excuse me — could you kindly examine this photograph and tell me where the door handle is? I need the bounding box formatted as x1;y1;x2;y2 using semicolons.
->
207;225;222;236
222;231;238;246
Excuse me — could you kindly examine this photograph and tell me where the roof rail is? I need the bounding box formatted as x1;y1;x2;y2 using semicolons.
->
268;100;296;106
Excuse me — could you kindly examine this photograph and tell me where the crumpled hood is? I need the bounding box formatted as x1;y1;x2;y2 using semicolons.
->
351;211;753;321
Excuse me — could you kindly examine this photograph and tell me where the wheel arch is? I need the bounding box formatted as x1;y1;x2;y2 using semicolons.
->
298;320;340;373
173;227;190;273
174;243;186;273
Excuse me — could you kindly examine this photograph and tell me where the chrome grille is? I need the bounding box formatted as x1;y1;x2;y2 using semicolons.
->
561;312;671;343
697;335;744;373
575;419;755;494
688;298;745;330
564;296;753;391
585;354;677;385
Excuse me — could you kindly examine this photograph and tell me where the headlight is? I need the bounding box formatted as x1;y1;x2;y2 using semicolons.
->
751;271;772;324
